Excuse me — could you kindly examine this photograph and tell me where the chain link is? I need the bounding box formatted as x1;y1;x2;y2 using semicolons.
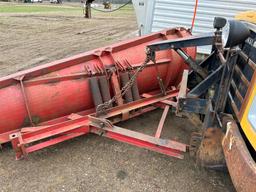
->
96;53;151;115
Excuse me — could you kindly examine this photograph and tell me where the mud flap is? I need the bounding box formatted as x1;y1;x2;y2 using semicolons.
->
193;127;226;170
190;127;226;170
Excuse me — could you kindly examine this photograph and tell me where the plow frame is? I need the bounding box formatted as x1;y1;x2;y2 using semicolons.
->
10;89;187;160
7;29;223;160
7;20;250;162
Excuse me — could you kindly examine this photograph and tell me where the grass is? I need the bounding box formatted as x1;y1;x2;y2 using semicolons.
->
0;3;134;14
0;3;81;13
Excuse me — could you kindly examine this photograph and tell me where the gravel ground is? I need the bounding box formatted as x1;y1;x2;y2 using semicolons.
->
0;3;235;192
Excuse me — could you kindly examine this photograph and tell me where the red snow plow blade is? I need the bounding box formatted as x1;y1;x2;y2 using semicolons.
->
0;28;196;159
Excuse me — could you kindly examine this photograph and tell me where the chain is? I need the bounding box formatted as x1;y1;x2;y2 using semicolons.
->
96;52;152;116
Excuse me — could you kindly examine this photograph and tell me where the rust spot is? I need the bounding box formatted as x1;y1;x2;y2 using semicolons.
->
222;118;256;192
22;116;41;127
197;127;225;167
45;79;60;85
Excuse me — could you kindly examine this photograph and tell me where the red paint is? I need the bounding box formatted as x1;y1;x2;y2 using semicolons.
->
0;28;196;145
103;130;184;159
11;91;186;159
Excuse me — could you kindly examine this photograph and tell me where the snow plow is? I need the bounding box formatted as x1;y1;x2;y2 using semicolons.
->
0;27;195;159
0;15;256;192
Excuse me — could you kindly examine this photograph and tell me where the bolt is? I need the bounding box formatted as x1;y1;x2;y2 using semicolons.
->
100;122;104;128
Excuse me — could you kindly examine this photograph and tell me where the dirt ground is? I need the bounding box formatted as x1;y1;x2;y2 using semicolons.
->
0;3;235;192
0;3;136;77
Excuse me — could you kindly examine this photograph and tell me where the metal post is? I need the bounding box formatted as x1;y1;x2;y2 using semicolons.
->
85;1;92;18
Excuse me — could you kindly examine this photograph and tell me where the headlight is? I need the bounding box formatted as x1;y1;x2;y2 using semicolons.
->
222;21;230;47
221;19;250;48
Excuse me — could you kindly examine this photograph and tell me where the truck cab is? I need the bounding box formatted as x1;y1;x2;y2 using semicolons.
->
222;20;256;192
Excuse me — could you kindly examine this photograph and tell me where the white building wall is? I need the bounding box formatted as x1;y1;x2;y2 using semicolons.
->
133;0;256;53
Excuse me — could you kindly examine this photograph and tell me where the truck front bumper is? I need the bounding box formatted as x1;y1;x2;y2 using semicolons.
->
222;119;256;192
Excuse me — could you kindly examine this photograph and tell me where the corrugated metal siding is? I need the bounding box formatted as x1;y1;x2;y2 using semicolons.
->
152;0;196;33
144;0;256;53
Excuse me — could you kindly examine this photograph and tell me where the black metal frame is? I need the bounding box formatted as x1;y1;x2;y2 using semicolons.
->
146;28;240;130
